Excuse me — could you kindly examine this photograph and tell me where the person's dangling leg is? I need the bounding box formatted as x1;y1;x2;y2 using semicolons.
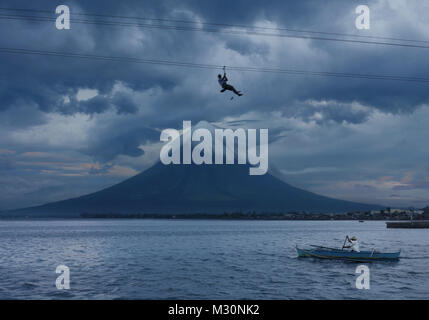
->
231;87;242;96
225;84;242;96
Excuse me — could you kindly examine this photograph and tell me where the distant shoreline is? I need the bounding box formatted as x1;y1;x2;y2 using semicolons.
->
0;211;424;221
78;212;421;221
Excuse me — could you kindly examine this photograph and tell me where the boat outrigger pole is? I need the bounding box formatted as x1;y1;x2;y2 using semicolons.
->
341;236;348;250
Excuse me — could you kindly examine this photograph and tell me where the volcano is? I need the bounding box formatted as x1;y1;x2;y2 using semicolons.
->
5;121;378;217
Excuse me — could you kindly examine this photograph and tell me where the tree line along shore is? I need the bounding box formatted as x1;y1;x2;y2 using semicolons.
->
81;208;429;220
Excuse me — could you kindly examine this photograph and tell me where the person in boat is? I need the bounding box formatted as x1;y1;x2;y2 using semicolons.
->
343;236;360;252
218;67;243;96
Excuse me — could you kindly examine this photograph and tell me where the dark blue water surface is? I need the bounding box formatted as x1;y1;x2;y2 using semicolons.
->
0;219;427;299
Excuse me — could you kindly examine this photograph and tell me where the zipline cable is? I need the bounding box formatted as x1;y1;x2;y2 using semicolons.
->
1;7;428;45
1;47;428;83
1;11;429;49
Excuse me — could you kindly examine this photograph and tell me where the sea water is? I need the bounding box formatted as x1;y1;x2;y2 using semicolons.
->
0;219;427;299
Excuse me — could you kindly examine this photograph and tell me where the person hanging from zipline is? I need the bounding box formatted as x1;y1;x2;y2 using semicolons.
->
218;66;243;96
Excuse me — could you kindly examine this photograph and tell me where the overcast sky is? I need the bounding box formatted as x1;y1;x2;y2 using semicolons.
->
1;0;429;210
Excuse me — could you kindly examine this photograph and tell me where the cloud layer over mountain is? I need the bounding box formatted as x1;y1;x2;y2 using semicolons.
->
1;0;429;209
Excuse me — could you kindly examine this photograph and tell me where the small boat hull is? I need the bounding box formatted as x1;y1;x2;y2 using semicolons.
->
296;247;400;262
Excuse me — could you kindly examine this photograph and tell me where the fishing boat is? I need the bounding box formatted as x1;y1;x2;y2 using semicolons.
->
296;245;400;262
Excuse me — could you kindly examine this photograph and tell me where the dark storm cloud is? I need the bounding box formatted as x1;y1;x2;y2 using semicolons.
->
74;95;112;114
82;123;160;162
112;92;139;114
283;100;374;124
2;0;428;122
0;101;47;127
224;38;269;57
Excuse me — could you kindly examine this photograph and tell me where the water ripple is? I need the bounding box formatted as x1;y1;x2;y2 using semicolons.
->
0;220;427;299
